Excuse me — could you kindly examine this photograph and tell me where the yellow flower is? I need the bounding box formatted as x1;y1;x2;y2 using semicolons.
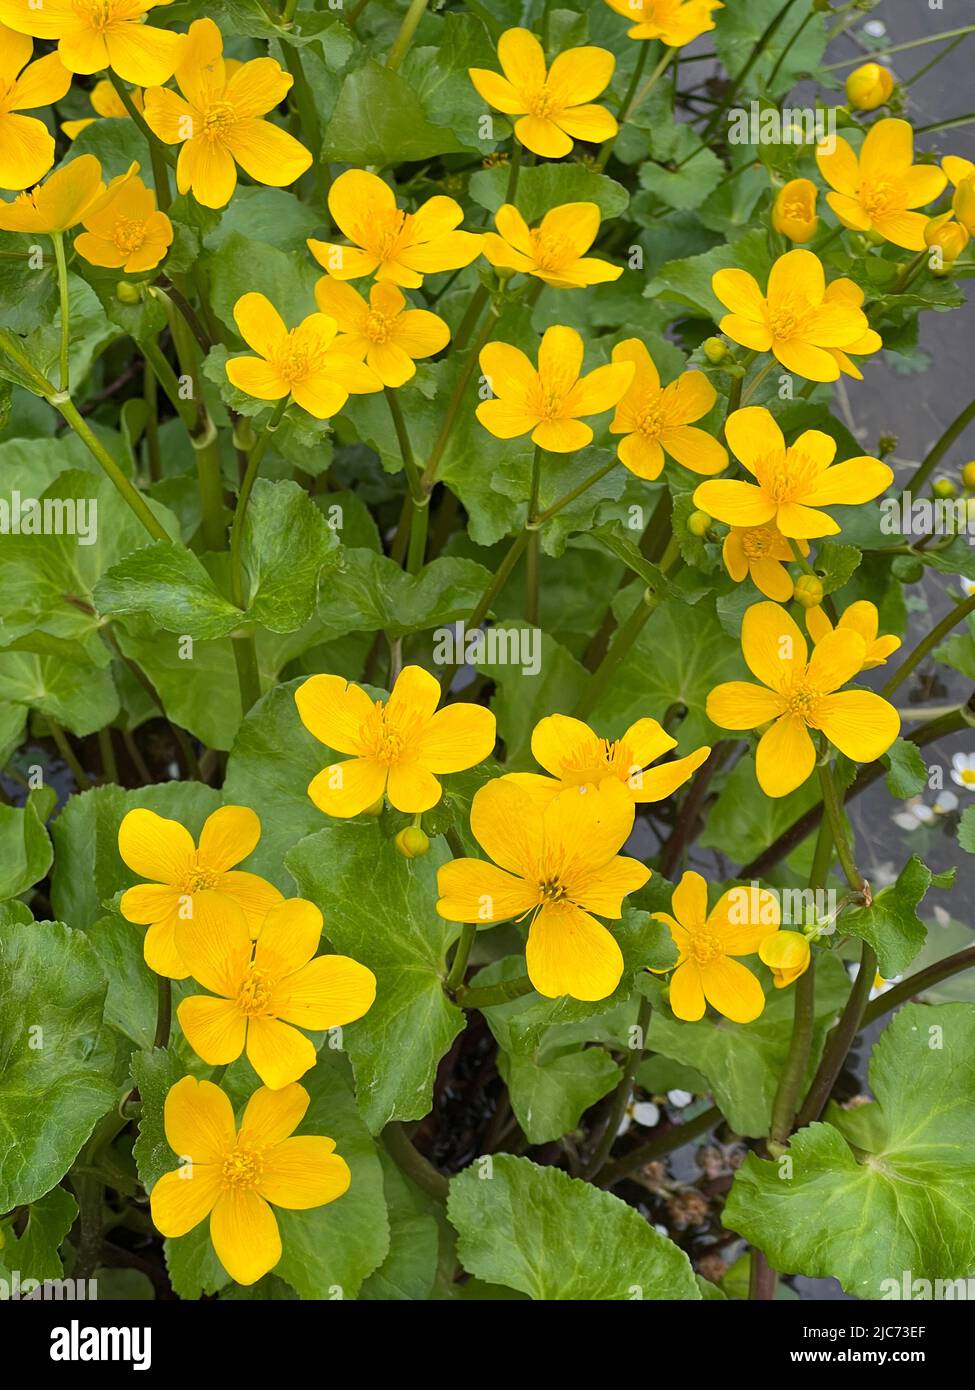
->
118;805;283;980
693;405;893;539
652;870;777;1023
477;324;634;453
818;277;883;380
0;153;106;233
436;777;650;1001
722;521;808;601
0;0;179;87
143;17;311;209
943;156;975;235
608;338;727;479
0;25;72;190
845;62;895;112
771;178;818;244
150;1077;350;1286
295;665;496;818
603;0;723;46
924;213;970;264
468;27;618;159
712;249;880;383
176;895;376;1090
816;118;947;251
307;169;482;290
706;601;900;797
75;166;173;272
225;292;382;420
759;930;811;988
481;201;622;288
313;279;449;388
503;713;710;804
806;599;901;671
63;77;142;140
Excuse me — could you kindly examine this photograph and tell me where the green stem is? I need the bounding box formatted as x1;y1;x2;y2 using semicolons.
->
386;387;428;574
420;305;498;491
820;25;975;70
881;593;975;698
386;0;430;71
766;6;813;89
445;923;477;994
900;393;975;496
504;140;523;205
153;975;172;1049
533;456;617;524
583;997;651;1179
861;946;975;1027
817;759;861;893
915;112;975;136
597;1104;721;1188
55;395;170;542
230;398;289;608
525;444;543;625
51;232;70;392
768;960;816;1145
139;334;197;433
382;1122;448;1200
143;355;161;482
739;356;776;407
795;941;876;1128
595;43;673;172
107;70;176;177
48;718;92;791
98;727;119;784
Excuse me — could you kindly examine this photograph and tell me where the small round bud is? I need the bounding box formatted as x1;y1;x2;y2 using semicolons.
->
687;509;711;538
702;336;728;365
395;826;430;858
961;462;975;491
891;555;923;584
794;574;824;609
845;62;895;112
876;432;898;459
933;478;958;500
115;280;142;305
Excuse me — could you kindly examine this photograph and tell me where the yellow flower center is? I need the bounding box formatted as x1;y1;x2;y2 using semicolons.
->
528;86;561;119
860;178;897;217
962;768;975;786
367;208;411;263
176;866;220;894
221;1146;263;1190
271;330;324;386
528;229;574;272
635;392;666;442
113;216;148;255
741;525;777;559
538;388;568;420
538;877;568;902
361;700;422;766
753;447;820;503
781;195;810;221
766;295;807;341
77;0;122;32
365;308;394;344
560;736;637;787
201;101;239;142
688;930;723;966
235;966;273;1018
785;678;821;721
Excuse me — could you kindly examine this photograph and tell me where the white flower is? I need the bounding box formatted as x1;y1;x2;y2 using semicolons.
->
893;792;956;831
960;578;975;598
617;1098;661;1136
667;1089;693;1109
951;752;975;791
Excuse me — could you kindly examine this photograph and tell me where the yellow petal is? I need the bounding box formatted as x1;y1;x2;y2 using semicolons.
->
699;956;766;1023
537;201;600;256
712;267;765;319
532;418;592;452
671;869;708;929
386;761;442;812
775;499;840;538
120;882;180;925
663;424;727;476
707;680;785;729
163;1074;236;1163
756;715;816;797
693;478;775;527
749;556;794;601
253;897;323;978
417;702;497;773
257;1136;350;1210
226;116;312;189
632;745;711;803
224;56;294;119
10;50;72;110
150;1164;221;1238
295;672;375;754
144;913;189;980
548;779;636;882
813;691;900;762
816;135;859;195
233;291;288;358
270;954;376;1031
547;47;614;105
436;858;538;923
177;995;247;1065
118;807;195;884
860;116;914;178
214;871;284;939
227;355;290;401
708;885;780;954
805;628;867;694
526;900;623;1001
497;26;547;95
741;601;807;690
725;405;784;473
477;394;538;438
555;104;618;144
514;113;572;158
530;713;599;778
768;248;825;305
210;1188;282;1286
618;431;664;479
239;1082;308;1147
313;276;369;331
565;361;634;418
175;891;252;996
387;663;440;725
104;22;179;87
246;1015;317;1089
668;960;705;1021
802;457;893;506
470;777;544;877
199;804;260;872
468;66;524;115
307;758;388;818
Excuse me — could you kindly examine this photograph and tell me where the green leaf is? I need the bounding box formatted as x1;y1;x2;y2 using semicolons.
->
286;824;464;1133
884;738;929;800
640;953;851;1137
647;228;771;318
469;163;630;222
724;1004;975;1298
318;551;493;641
841;855;945;977
714;0;828;94
498;1046;622;1146
638;126;724;211
403;12;503;154
131;1047;185;1193
482;626;588;767
448;1154;701;1299
0;650;118;736
0;1185;78;1282
698;754;819;867
208;231;319;337
0;791;53;902
321;59;465;165
0;918;116;1209
358;1151;441;1301
241;479;340;633
815;540;862;595
959;806;975;854
93;541;244;641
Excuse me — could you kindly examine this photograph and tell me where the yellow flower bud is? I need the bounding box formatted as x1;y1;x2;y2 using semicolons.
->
933;478;958;500
759;931;811;988
703;336;729;365
845;63;895;111
794;574;824;609
772;178;818;244
115;280;142;305
687;509;711;537
924;213;970;265
395;826;430;858
961;462;975;490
